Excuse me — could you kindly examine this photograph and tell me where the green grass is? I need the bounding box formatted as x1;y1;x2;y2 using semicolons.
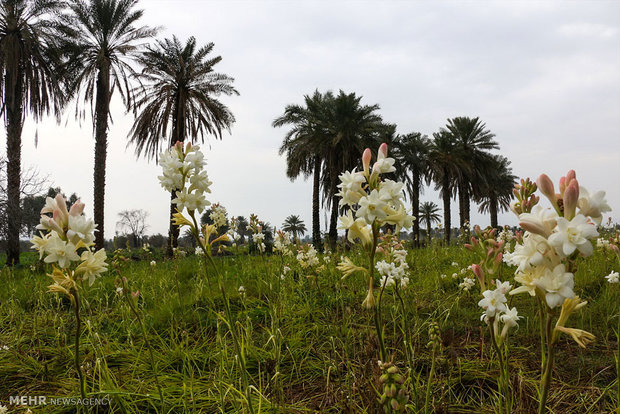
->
0;245;618;413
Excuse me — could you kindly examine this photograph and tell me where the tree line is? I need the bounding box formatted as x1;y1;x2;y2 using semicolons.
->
273;90;516;250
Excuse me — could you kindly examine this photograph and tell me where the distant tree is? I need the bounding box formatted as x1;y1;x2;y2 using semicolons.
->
0;159;50;242
282;215;306;242
393;132;431;248
442;116;498;228
477;155;516;228
236;215;250;244
116;209;149;247
418;201;441;244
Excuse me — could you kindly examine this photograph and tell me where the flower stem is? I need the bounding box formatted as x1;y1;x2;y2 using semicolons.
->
489;323;510;414
369;224;386;361
71;288;87;400
538;314;556;414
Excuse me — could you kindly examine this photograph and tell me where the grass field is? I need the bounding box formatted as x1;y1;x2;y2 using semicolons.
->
0;243;618;413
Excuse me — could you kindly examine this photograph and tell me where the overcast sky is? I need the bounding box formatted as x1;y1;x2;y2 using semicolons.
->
14;0;620;239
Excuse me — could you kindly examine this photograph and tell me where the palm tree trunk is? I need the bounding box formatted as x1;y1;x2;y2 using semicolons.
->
458;181;466;229
5;67;23;266
93;62;111;250
426;221;431;246
166;191;179;256
490;195;498;229
442;172;451;245
328;178;338;251
312;156;322;252
411;175;420;248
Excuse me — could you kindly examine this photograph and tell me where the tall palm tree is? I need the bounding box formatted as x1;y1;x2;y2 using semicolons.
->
442;116;498;229
393;132;430;248
281;214;306;242
320;90;385;250
127;35;238;255
428;131;465;244
274;90;332;252
476;154;516;228
418;201;441;245
59;0;157;250
0;0;64;265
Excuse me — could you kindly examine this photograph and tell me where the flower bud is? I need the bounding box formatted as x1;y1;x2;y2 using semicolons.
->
362;148;372;176
378;142;388;159
472;264;485;289
563;180;579;220
536;174;556;205
69;199;85;216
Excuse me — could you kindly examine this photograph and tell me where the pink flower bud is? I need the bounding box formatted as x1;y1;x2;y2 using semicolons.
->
563;180;579;219
69;199;85;216
519;220;547;237
464;243;473;250
378;142;388;159
362;148;372;175
494;252;503;266
559;176;567;196
566;170;576;183
536;174;555;203
472;264;485;286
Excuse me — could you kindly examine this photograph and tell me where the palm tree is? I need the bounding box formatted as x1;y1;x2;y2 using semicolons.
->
442;116;498;229
59;0;157;250
281;215;306;242
274;90;332;252
127;36;238;255
393;132;430;248
477;155;516;228
428;131;465;244
0;0;64;265
320;90;385;250
418;201;441;245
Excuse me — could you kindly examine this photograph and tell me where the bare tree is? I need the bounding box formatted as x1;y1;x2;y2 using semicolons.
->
116;209;149;248
0;156;50;242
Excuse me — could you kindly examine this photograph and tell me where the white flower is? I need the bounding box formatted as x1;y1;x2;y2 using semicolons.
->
185;150;206;171
501;307;521;329
578;186;611;225
67;214;96;246
150;260;157;267
75;249;108;286
238;285;246;295
116;287;124;295
43;235;80;268
337;169;366;206
172;188;210;213
372;153;396;174
605;270;619;284
452;272;458;279
377;179;405;207
189;170;212;194
451;262;459;267
548;214;598;258
31;232;51;259
495;279;513;294
534;264;575;308
0;403;7;414
356;190;388;223
478;288;507;319
503;232;548;272
519;205;558;237
511;266;548;296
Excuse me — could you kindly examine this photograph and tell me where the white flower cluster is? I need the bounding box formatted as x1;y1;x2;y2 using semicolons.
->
274;231;293;256
297;245;320;269
376;257;409;288
478;280;520;337
606;270;619;284
31;195;107;286
209;203;227;229
159;142;212;213
459;277;476;291
505;175;610;309
252;232;266;253
228;217;240;242
337;145;413;245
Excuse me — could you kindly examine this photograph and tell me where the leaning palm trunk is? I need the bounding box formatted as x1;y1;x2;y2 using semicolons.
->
312;157;322;252
5;68;23;265
93;62;111;250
